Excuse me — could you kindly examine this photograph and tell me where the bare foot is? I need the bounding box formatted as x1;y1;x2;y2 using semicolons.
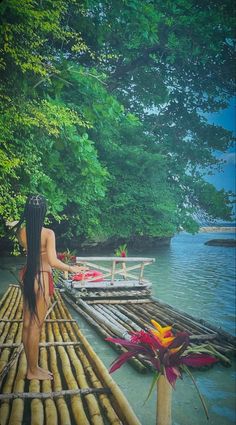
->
27;367;53;380
39;366;53;377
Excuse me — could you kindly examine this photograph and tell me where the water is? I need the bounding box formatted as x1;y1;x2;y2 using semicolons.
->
0;231;235;425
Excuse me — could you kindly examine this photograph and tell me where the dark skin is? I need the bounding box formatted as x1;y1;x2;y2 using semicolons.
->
18;226;87;380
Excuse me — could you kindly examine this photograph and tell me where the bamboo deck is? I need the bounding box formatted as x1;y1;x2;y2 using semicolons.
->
0;285;141;425
61;284;236;373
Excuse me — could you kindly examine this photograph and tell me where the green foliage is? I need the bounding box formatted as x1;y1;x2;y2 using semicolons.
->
0;0;235;250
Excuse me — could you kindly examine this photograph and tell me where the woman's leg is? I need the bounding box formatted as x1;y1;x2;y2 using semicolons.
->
22;274;52;380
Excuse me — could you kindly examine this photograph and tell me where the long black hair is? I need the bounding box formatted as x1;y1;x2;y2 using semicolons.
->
17;195;47;316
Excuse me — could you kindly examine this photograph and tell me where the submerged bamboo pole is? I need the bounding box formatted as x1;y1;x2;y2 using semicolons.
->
87;298;151;304
118;305;149;328
107;305;142;332
77;299;130;339
62;293;146;373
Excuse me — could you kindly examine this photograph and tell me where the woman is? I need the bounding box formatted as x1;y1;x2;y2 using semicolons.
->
16;194;86;380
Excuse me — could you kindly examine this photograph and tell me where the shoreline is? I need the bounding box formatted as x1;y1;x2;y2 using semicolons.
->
199;226;236;233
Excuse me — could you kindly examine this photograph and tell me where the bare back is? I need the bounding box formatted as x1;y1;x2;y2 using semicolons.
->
18;227;52;272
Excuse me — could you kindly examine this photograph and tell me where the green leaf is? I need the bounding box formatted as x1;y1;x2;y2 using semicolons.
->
143;372;161;405
181;365;209;420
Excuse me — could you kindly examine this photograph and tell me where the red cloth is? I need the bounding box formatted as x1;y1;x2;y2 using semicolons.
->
72;270;104;282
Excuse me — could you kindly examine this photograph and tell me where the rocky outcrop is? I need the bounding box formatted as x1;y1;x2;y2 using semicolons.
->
204;239;236;247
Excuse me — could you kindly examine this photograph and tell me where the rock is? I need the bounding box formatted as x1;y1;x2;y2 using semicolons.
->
204;239;236;247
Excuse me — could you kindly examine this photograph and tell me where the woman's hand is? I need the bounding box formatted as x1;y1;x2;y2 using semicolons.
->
69;265;88;274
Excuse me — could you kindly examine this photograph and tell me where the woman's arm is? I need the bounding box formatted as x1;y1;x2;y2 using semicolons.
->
46;230;86;273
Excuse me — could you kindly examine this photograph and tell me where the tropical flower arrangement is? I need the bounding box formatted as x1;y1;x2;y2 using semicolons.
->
115;243;128;258
107;320;218;422
57;249;76;263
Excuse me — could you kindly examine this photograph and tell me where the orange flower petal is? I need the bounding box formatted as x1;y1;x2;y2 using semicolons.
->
151;319;172;336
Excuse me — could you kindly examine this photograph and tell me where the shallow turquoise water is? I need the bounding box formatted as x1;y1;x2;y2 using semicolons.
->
0;231;235;425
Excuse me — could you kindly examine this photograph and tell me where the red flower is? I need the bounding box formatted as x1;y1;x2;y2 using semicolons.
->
106;322;218;388
57;252;65;261
130;330;160;348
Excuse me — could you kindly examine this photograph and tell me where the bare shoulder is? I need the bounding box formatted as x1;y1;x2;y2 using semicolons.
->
42;228;55;240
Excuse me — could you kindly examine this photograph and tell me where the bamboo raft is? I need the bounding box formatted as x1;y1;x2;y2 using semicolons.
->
0;285;141;425
56;258;236;372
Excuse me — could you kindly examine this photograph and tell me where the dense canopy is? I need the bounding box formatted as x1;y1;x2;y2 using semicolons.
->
0;0;235;249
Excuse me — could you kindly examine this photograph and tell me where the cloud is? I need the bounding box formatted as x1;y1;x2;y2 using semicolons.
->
222;152;236;164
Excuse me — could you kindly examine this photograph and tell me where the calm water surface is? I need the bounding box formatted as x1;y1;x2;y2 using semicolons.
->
0;232;235;425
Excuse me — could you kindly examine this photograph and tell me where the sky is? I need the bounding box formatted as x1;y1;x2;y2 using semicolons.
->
205;97;236;193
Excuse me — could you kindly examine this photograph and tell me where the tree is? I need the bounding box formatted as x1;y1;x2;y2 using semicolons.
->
0;0;235;250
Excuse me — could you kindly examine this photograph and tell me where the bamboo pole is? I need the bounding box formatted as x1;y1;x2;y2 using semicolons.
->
8;350;27;425
148;300;219;335
30;375;44;425
0;287;12;311
107;305;142;331
76;299;130;339
0;388;112;401
145;301;235;351
93;305;133;331
0;319;77;323
97;304;134;331
0;288;18;337
111;261;116;284
55;291;142;425
40;321;58;425
70;323;142;425
119;305;150;328
0;288;23;425
157;375;172;425
0;352;19;425
58;324;105;425
0;341;81;349
61;294;146;372
0;323;23;388
0;290;22;376
46;322;71;425
87;298;151;304
49;314;91;425
139;262;144;283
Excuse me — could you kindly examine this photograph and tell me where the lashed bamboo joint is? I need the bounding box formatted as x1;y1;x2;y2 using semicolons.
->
0;286;141;425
